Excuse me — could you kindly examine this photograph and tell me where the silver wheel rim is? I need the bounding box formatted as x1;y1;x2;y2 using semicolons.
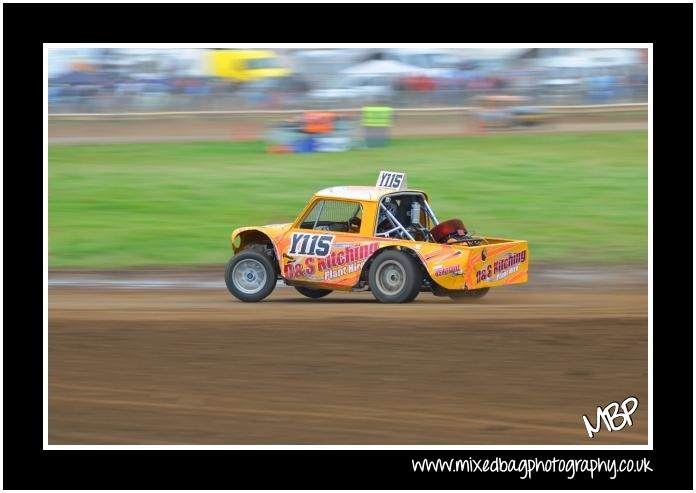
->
232;259;267;295
375;260;406;295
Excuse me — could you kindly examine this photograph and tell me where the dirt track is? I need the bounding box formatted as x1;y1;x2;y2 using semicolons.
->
48;266;648;445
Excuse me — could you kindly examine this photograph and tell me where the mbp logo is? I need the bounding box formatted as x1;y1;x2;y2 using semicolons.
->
582;396;639;438
289;233;334;257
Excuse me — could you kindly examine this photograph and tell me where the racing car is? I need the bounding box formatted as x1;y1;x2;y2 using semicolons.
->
225;171;528;303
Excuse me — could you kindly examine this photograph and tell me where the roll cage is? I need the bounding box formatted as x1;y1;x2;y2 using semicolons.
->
374;192;440;241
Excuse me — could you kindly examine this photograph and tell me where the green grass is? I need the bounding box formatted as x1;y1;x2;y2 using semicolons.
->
49;132;647;267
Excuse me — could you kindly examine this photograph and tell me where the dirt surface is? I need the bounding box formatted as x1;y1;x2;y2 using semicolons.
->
48;266;648;445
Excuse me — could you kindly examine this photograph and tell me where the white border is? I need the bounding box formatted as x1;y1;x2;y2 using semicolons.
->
9;0;696;3
11;0;695;3
43;44;50;449
0;0;4;471
47;42;651;49
44;43;652;451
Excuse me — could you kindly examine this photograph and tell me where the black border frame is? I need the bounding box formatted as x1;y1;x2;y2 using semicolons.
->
4;2;693;489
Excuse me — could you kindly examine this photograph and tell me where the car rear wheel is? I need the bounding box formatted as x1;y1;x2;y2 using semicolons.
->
294;286;332;299
449;288;490;302
368;250;421;303
225;250;277;302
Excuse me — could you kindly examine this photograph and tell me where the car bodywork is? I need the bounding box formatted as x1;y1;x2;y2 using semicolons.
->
230;172;529;295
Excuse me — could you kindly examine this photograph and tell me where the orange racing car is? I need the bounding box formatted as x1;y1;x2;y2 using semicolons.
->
225;171;528;303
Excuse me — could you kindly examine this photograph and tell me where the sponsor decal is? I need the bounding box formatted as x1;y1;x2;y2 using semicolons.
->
288;233;334;257
476;250;527;284
433;265;463;277
284;241;380;280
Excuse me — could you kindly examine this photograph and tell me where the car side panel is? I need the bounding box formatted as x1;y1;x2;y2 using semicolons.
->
232;226;528;292
277;231;383;289
276;231;467;290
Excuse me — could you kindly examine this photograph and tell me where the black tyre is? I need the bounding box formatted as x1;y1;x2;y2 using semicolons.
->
368;250;421;303
295;286;332;299
449;287;490;302
225;250;277;302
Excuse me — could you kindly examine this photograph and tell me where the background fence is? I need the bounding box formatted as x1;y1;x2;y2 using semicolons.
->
48;85;649;115
48;103;648;144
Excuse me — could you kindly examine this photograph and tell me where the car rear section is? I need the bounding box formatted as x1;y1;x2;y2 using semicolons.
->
463;239;529;289
423;238;529;291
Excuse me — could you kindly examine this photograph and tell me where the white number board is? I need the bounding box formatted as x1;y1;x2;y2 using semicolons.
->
376;171;407;190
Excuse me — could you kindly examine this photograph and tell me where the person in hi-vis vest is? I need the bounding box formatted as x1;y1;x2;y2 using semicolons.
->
361;106;393;147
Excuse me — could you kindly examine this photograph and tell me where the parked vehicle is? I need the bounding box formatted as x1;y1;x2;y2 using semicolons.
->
209;49;290;83
473;95;548;129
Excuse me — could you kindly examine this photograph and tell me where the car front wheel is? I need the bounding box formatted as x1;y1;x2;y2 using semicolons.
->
225;250;277;302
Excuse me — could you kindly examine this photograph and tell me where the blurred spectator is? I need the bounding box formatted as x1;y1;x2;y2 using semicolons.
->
362;106;393;147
